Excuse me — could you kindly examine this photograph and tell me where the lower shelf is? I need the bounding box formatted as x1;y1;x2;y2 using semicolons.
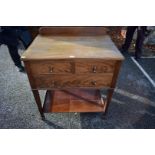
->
43;89;106;113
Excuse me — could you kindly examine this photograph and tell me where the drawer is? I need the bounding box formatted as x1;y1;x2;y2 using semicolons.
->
75;61;115;74
30;61;73;75
33;74;113;89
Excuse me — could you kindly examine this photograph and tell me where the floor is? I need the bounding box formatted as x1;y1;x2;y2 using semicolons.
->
0;45;155;129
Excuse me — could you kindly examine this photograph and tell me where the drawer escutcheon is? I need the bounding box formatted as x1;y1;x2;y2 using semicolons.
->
92;66;97;73
49;66;54;73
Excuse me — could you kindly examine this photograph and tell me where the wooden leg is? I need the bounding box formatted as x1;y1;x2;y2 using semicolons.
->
102;88;114;117
32;90;45;119
102;61;122;118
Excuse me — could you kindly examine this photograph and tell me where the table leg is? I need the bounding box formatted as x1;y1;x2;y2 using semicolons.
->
32;90;45;119
104;89;114;114
102;61;122;118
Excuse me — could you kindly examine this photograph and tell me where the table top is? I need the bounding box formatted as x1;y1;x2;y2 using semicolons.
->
21;35;124;61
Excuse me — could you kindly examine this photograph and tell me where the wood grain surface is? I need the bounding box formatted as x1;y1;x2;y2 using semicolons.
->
30;61;73;75
33;74;113;89
39;26;108;36
21;36;124;60
43;89;105;113
75;60;116;73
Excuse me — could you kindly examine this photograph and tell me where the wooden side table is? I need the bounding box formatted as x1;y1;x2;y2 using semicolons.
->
21;27;124;119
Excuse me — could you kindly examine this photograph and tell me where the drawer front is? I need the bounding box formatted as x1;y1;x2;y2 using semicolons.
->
30;61;73;75
75;61;115;74
33;74;113;89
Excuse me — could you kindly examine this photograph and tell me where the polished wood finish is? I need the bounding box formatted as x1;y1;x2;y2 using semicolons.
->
43;89;104;113
33;73;113;89
75;60;116;73
30;60;116;75
22;27;124;118
21;36;124;60
39;26;108;36
30;61;73;75
24;61;45;118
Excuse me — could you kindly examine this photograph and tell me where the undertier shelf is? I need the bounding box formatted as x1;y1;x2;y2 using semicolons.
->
43;89;106;113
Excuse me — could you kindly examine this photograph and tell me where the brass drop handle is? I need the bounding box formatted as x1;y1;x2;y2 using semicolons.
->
92;66;97;73
91;81;97;86
49;66;54;73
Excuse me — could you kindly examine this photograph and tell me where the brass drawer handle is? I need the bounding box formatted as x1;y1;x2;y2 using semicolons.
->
91;81;97;86
92;66;97;73
49;66;54;73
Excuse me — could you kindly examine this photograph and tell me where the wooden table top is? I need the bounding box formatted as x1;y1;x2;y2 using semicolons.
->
21;35;124;60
